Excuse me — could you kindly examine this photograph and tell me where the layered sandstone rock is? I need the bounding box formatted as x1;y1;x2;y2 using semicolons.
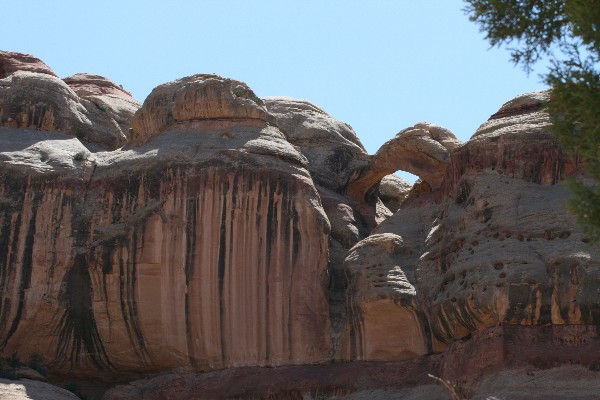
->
343;90;600;361
347;122;461;202
131;75;270;145
344;233;430;361
63;73;140;147
264;97;376;357
0;51;57;79
0;379;80;400
2;50;600;399
264;97;369;192
0;52;140;149
418;90;597;343
378;174;412;212
0;59;331;376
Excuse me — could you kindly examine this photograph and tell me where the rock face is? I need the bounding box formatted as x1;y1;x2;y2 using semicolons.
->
264;97;369;192
378;174;412;212
131;75;271;145
347;122;461;203
343;89;600;361
63;73;140;148
0;378;80;400
0;52;139;149
344;233;430;361
1;51;600;399
0;50;57;79
0;53;331;376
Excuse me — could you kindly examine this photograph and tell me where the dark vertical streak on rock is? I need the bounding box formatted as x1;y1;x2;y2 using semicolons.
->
117;245;134;345
416;309;434;354
184;195;198;367
55;254;112;370
101;240;115;274
48;194;67;281
285;188;293;359
0;206;20;334
127;229;149;359
218;178;229;362
1;192;40;348
265;180;274;358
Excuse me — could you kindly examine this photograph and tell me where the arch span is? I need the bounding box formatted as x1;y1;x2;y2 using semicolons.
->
347;122;461;202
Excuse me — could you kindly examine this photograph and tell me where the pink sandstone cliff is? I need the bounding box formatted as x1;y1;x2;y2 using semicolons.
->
1;50;599;399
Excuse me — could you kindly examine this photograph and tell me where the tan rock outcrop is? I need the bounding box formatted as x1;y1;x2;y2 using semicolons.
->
0;51;140;149
347;122;461;203
378;174;412;212
0;63;331;376
130;75;270;145
0;51;57;79
264;97;370;192
344;233;430;361
0;379;80;400
63;73;140;147
3;49;600;399
344;90;600;359
442;90;581;194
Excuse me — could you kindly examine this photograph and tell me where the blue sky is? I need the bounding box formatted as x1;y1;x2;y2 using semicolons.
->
5;1;548;182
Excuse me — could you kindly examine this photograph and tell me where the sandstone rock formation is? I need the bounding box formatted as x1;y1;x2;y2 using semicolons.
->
0;51;139;149
378;174;412;212
347;122;461;203
343;89;600;362
63;73;140;148
0;51;57;79
264;97;369;192
131;75;271;145
1;51;600;399
0;53;331;376
0;378;80;400
344;233;430;361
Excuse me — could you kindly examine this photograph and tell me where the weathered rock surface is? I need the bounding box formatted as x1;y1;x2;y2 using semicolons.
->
347;122;460;203
101;358;445;400
264;97;369;192
131;75;270;145
344;233;430;361
101;323;600;399
1;51;600;399
442;90;581;193
0;379;80;400
0;60;331;376
343;90;599;362
378;174;412;212
63;73;140;148
0;51;57;79
0;52;140;149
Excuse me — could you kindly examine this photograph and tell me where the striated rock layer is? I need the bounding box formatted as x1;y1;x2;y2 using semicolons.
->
0;52;140;149
343;90;600;363
1;51;600;399
0;56;331;376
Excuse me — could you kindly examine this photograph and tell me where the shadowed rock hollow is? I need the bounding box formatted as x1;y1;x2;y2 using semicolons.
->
1;51;599;399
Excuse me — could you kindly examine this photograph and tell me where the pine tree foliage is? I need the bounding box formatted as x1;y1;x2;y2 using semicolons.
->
465;0;600;242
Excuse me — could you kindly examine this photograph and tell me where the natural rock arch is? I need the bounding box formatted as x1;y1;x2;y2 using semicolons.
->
346;122;461;203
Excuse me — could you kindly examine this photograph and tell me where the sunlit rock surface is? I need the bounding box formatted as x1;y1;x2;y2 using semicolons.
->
1;51;600;399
